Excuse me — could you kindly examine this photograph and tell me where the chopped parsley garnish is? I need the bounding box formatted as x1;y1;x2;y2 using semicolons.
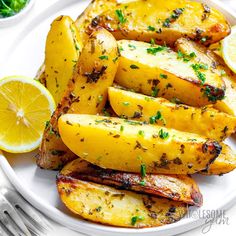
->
202;86;224;102
149;111;166;125
122;101;130;106
139;180;146;186
95;206;102;212
131;216;144;225
128;44;136;50
147;25;155;31
120;125;124;132
177;50;196;62
115;9;127;24
140;164;146;178
130;64;139;69
147;46;166;55
163;8;185;28
45;120;50;129
160;73;168;79
151;87;159;97
119;46;124;52
191;63;208;85
138;130;145;137
99;55;108;60
159;129;169;139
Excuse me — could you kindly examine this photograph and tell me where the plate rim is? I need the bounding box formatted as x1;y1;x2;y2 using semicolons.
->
1;0;236;235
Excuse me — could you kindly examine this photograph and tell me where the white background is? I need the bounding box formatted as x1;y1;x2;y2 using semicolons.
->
0;0;236;235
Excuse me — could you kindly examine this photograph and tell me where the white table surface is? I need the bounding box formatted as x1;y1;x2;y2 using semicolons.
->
0;0;236;235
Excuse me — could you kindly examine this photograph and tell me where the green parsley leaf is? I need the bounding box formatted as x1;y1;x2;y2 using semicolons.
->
131;216;144;225
99;55;108;60
120;125;124;132
140;164;146;178
122;101;130;106
128;44;136;50
160;73;168;79
159;129;169;139
147;46;166;55
130;64;139;69
115;9;127;24
138;130;145;137
151;87;159;97
147;26;155;31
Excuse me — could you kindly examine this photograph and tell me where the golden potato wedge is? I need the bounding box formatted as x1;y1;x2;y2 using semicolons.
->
175;37;236;116
115;40;225;106
58;114;222;174
60;158;203;206
37;28;119;170
57;177;187;228
75;0;117;44
44;15;83;104
202;144;236;175
108;87;236;140
209;42;222;57
92;0;230;46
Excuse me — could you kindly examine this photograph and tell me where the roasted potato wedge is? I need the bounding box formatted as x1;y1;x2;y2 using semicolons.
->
108;87;236;140
57;177;187;228
175;37;236;116
44;15;83;104
60;158;203;206
209;42;222;57
75;0;117;44
115;40;226;106
202;144;236;175
37;28;119;170
93;0;230;46
58;114;222;174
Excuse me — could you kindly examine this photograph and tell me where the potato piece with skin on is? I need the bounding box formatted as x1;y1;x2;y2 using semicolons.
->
58;114;222;174
75;0;118;45
175;37;236;116
56;177;187;228
202;144;236;175
37;28;119;170
115;40;225;106
108;87;236;140
92;0;230;46
59;158;203;206
44;15;83;105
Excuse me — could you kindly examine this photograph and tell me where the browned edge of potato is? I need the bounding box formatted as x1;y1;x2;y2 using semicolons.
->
59;158;203;206
202;144;236;175
57;176;187;228
91;0;230;46
175;37;236;116
37;28;119;170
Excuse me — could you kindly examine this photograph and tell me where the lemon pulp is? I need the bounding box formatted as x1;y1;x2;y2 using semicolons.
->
0;76;55;153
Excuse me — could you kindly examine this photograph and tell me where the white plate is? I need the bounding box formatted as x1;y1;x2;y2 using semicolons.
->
0;0;236;235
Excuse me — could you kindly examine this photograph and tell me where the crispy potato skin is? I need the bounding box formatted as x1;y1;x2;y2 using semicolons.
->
115;40;225;106
108;87;236;141
93;0;230;46
37;28;119;170
56;177;187;228
202;144;236;175
58;114;221;174
175;37;236;116
59;158;203;206
44;15;83;105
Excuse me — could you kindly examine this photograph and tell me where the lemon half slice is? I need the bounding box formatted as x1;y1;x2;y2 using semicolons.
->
0;76;55;153
222;25;236;73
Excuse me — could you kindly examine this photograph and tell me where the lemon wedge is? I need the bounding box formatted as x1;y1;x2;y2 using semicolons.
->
222;25;236;73
0;76;55;153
